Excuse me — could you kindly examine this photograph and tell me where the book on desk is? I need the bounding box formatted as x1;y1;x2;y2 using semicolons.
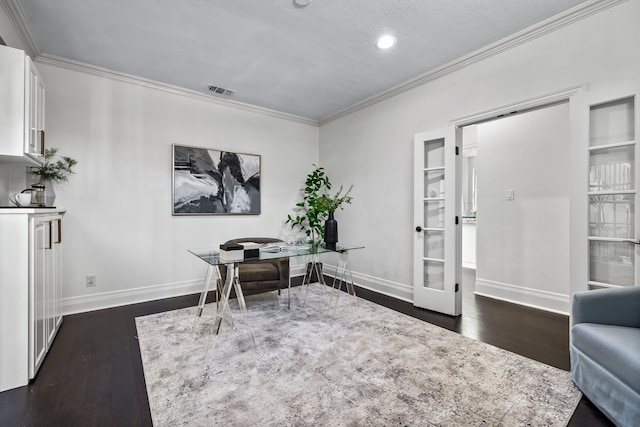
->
219;242;261;260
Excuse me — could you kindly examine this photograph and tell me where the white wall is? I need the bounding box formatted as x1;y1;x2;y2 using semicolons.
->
475;104;571;312
33;64;318;313
2;1;640;315
319;0;640;311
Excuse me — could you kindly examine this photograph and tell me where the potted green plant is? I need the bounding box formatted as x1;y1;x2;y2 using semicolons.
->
286;165;354;280
286;165;354;249
286;165;332;247
316;185;353;213
29;147;78;207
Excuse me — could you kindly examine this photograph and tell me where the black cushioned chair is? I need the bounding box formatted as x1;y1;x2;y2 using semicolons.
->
219;237;289;296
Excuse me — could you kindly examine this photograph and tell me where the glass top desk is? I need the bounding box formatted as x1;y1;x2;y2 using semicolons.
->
188;243;364;335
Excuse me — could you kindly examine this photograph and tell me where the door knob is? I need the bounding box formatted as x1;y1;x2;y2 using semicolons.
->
416;226;423;232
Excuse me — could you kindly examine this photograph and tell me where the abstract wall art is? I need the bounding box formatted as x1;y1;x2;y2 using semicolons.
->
172;144;261;215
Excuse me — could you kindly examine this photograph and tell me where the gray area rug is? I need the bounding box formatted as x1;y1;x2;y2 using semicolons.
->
136;285;581;426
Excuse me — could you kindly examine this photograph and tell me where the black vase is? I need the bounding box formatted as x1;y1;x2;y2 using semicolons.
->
324;211;338;250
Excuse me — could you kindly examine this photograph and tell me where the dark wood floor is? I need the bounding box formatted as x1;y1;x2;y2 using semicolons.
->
0;271;614;426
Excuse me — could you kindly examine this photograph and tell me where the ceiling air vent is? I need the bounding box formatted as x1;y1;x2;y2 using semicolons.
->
207;85;235;96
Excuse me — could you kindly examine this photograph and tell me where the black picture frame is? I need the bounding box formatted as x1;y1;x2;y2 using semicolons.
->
172;144;261;215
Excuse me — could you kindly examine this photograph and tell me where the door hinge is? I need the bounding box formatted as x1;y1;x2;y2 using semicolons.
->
455;216;459;225
455;283;459;292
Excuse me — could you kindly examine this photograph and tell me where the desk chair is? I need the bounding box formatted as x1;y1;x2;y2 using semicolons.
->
218;237;289;297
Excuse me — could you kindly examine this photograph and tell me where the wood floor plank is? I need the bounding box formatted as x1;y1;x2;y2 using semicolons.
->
0;275;614;426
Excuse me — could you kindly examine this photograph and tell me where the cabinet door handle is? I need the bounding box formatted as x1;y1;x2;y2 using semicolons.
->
47;221;52;250
56;218;62;244
40;130;45;155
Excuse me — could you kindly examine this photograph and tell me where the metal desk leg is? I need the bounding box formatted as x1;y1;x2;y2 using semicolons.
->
213;263;236;335
230;263;256;347
196;265;215;317
288;271;292;309
343;252;357;304
301;255;310;306
232;263;249;322
331;251;357;313
302;254;325;307
196;265;225;318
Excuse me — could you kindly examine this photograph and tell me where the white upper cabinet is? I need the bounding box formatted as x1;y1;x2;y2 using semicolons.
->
0;45;45;165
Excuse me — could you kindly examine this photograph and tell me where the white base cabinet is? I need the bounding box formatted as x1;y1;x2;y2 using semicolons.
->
0;209;64;392
30;215;63;377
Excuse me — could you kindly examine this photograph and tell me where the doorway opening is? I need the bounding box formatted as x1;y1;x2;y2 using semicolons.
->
458;101;571;309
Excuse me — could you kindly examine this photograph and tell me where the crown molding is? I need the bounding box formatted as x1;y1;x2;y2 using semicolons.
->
3;0;626;128
318;0;628;126
35;54;318;127
0;0;317;126
0;0;40;57
1;2;318;126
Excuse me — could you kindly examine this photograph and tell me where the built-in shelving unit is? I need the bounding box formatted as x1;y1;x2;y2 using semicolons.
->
587;96;637;290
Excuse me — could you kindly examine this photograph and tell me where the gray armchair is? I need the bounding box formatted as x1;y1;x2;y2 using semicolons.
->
219;237;289;296
570;286;640;426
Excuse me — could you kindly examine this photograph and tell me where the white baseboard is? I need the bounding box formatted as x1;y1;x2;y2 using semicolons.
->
62;279;204;315
290;263;306;277
285;261;414;302
63;271;568;317
62;265;414;315
321;263;414;303
474;278;569;315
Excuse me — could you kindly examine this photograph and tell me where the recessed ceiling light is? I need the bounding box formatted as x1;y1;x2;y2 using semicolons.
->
293;0;312;7
376;35;396;50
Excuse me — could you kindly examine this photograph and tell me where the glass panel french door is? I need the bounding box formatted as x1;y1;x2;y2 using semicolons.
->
414;128;461;315
588;95;638;290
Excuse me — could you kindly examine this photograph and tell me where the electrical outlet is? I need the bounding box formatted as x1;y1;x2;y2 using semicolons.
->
506;189;515;201
86;274;96;287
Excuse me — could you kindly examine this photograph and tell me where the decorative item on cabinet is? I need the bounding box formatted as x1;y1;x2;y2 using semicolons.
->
9;190;32;207
28;148;78;207
30;184;45;207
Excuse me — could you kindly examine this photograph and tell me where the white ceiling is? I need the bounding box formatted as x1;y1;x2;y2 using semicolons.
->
12;0;589;122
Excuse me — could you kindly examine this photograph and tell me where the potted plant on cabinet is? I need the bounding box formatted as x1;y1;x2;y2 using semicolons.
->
29;148;78;207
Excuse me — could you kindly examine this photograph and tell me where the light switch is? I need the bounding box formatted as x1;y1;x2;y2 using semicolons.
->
506;189;515;201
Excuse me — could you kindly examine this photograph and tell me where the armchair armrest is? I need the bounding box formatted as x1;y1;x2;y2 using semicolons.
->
571;286;640;328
